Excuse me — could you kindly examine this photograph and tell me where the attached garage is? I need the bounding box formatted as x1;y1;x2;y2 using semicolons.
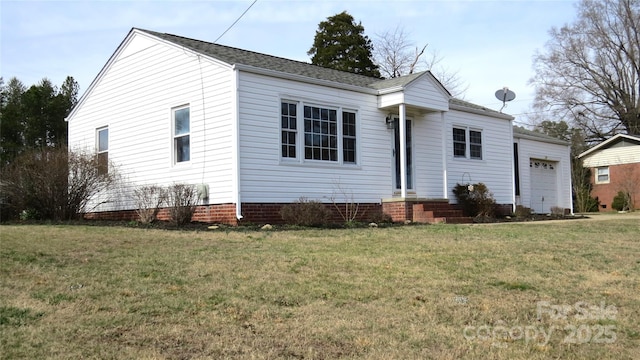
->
529;159;558;213
513;127;573;214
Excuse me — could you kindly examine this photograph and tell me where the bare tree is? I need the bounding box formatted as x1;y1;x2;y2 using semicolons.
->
373;26;467;97
530;0;640;140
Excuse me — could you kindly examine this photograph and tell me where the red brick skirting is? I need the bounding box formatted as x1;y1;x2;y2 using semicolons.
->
84;200;515;225
84;202;384;226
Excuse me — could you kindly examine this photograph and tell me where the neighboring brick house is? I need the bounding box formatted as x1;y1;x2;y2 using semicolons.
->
578;134;640;211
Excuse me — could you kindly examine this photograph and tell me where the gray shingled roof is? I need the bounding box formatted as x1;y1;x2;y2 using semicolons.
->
450;98;512;119
513;126;570;145
138;28;509;117
139;28;382;88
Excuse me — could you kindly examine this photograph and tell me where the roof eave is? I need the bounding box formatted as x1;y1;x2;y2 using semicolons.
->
449;102;514;121
578;133;640;158
514;132;570;146
232;63;378;95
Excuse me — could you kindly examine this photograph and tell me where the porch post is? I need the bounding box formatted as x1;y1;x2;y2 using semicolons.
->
441;111;448;199
399;104;407;198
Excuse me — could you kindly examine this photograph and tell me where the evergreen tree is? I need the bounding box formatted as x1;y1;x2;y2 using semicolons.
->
0;77;26;165
308;11;381;78
0;76;78;166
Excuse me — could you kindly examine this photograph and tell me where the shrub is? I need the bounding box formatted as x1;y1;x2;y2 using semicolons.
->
166;183;199;226
550;206;565;218
280;197;330;227
612;191;631;211
1;147;117;221
453;182;496;218
330;181;359;224
133;185;167;224
514;205;532;219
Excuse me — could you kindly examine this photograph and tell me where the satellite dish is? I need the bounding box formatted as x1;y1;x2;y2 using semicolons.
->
495;87;516;112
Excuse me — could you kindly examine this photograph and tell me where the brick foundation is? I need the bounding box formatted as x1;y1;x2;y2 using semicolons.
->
84;202;384;226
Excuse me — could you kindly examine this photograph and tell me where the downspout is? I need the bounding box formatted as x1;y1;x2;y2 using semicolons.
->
231;66;243;221
399;104;407;198
509;123;516;213
567;144;574;215
441;111;448;199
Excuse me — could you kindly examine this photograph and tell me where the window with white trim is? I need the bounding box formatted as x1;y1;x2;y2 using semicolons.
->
469;130;482;159
596;166;610;183
342;111;357;163
280;100;357;165
281;101;297;158
96;126;108;174
173;106;190;163
453;128;466;157
453;126;482;160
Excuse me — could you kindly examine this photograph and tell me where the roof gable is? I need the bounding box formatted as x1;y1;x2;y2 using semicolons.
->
578;134;640;158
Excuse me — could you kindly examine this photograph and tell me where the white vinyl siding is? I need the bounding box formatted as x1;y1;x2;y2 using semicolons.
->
446;111;513;205
67;32;236;211
238;72;389;203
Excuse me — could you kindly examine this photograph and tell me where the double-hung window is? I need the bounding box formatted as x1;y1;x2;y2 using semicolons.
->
281;101;297;158
173;106;190;163
452;126;482;160
453;128;466;158
281;100;357;165
96;126;108;174
342;111;357;164
469;130;482;159
596;166;610;183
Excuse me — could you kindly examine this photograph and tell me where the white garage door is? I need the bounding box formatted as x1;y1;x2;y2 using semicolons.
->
529;159;558;213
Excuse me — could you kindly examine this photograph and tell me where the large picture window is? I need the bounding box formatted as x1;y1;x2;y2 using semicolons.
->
96;126;108;174
304;105;337;161
281;100;357;165
453;126;482;160
173;106;190;163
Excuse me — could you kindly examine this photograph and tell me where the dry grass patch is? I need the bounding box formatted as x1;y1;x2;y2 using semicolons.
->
1;218;639;359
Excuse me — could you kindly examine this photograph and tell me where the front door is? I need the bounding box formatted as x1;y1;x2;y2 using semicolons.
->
393;119;413;191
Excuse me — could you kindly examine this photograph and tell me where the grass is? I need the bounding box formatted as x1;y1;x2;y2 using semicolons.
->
1;218;639;359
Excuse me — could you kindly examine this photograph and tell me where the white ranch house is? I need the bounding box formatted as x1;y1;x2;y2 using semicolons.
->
67;28;573;224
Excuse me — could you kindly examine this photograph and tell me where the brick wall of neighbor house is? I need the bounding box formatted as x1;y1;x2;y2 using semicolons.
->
590;163;640;211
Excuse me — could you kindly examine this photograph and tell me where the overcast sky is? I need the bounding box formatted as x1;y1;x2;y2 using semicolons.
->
1;0;579;125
